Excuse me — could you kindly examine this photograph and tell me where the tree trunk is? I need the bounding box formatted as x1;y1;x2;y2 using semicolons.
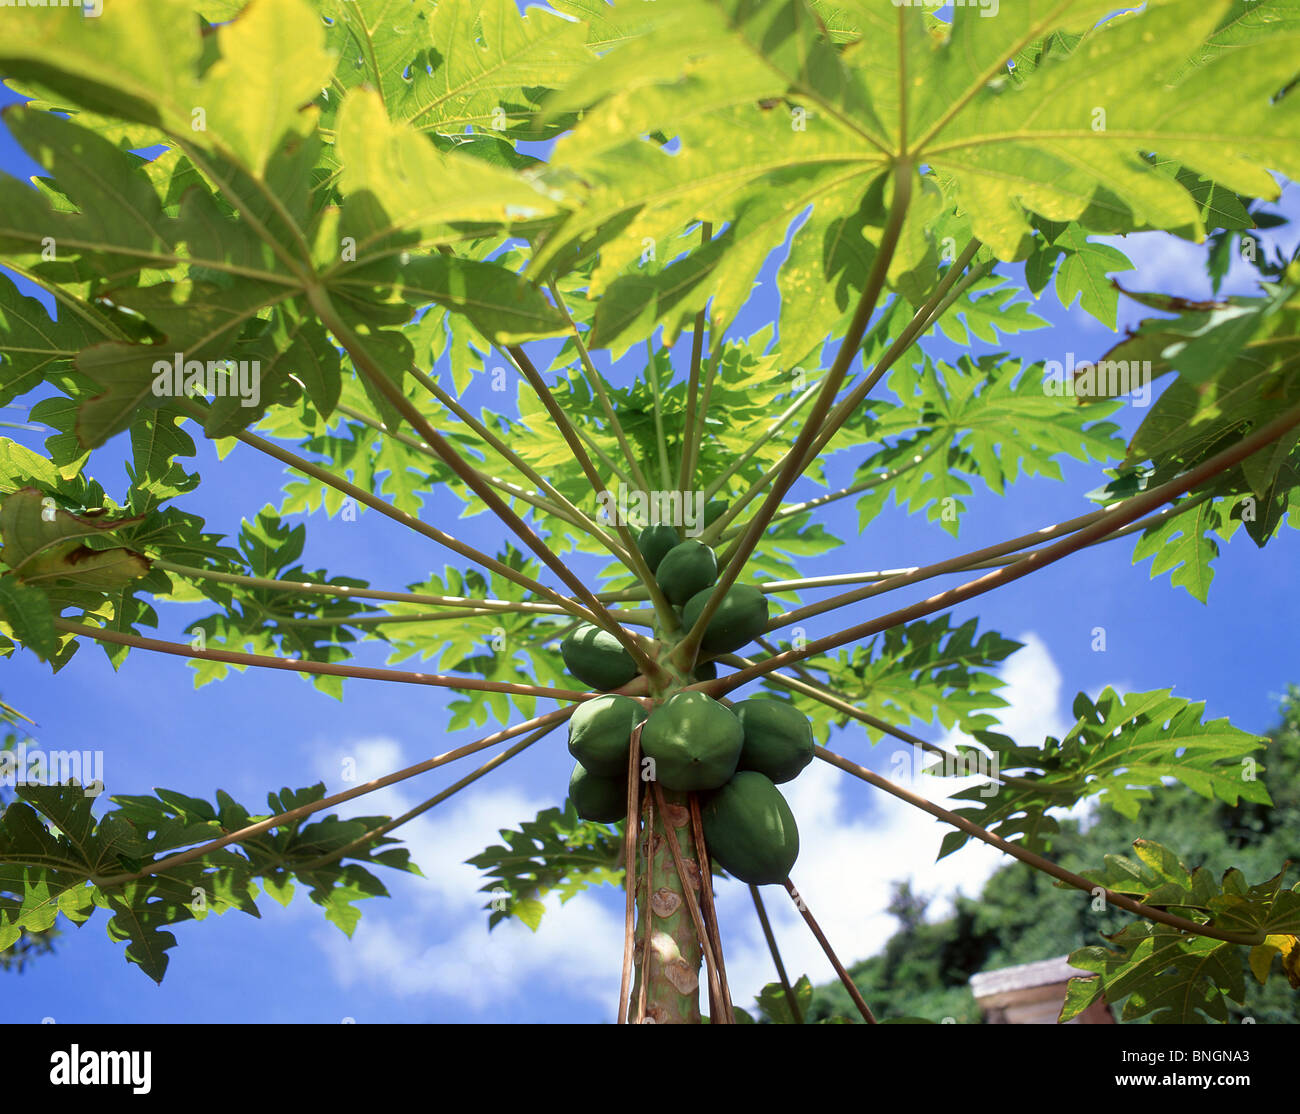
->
630;786;703;1023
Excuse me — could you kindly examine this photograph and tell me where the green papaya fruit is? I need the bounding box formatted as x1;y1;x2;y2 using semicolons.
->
733;699;813;783
568;694;646;777
637;523;680;573
655;539;718;606
568;762;627;823
693;660;718;682
703;499;729;526
702;771;799;884
560;623;639;691
640;690;742;791
681;583;769;653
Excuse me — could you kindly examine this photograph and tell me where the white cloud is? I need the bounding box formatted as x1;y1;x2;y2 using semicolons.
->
317;889;626;1014
309;737;553;895
1097;179;1300;306
306;734;628;1015
1098;233;1217;301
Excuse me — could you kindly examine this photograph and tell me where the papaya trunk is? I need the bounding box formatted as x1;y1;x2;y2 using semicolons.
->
630;786;704;1023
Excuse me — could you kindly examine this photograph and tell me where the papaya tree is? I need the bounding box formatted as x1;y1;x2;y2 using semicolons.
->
1;0;1300;1024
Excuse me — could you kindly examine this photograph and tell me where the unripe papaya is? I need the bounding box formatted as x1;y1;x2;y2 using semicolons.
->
560;623;639;691
733;699;813;783
655;539;718;606
568;694;646;777
640;690;742;791
703;499;729;527
637;523;680;573
702;771;799;884
681;583;769;653
693;660;717;682
569;762;626;823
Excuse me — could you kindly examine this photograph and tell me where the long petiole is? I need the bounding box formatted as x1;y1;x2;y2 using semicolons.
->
721;402;1300;691
308;286;661;676
678;222;714;494
711;244;983;560
507;343;680;633
570;481;1206;613
52;620;599;702
286;607;658;630
699;375;827;526
750;884;801;1024
782;878;876;1023
88;706;577;888
295;721;562;872
548;278;655;496
153;559;567;613
717;441;945;549
405;364;619;536
818;745;1264;947
766;483;1221;631
334;400;605;540
506;341;639;489
728;645;1041;792
173;395;599;626
157;558;667;620
646;340;674;492
684;347;722;503
673;163;915;670
781;247;988;486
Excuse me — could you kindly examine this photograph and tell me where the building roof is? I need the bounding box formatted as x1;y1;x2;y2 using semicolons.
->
969;955;1087;998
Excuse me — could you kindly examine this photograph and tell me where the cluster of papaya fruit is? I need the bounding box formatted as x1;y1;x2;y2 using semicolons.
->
559;518;812;886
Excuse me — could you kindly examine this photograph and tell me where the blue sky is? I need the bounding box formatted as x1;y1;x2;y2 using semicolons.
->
3;23;1300;1023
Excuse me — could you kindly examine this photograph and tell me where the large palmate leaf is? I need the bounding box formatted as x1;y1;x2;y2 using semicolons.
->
1024;222;1135;328
1106;283;1300;397
1081;286;1300;595
936;689;1272;858
1060;840;1300;1022
1122;288;1300;473
1130;495;1233;604
931;274;1052;346
1063;922;1244;1024
1174;0;1300;77
0;0;568;450
466;803;624;931
1090;282;1300;551
174;507;382;699
0;782;416;982
0;486;150;592
530;0;1300;353
0;272;104;407
333;88;560;255
380;550;574;728
0;481;239;666
779;616;1023;745
0;574;57;660
323;0;595;138
851;354;1125;536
